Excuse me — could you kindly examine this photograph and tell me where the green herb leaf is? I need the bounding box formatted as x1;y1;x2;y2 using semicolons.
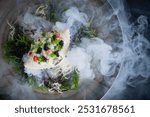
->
53;39;61;45
73;25;97;45
38;56;43;63
50;53;57;58
42;32;46;37
60;70;80;91
54;45;62;51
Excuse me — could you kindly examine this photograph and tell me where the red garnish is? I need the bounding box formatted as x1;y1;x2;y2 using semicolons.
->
33;55;38;62
45;49;52;55
45;50;49;55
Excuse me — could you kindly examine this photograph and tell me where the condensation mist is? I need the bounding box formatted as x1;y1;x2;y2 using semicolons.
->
0;0;150;100
103;0;150;99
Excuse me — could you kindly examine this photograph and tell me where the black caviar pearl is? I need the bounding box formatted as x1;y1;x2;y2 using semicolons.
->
54;51;59;57
59;40;64;46
44;43;49;50
51;35;56;42
36;47;42;54
42;56;47;62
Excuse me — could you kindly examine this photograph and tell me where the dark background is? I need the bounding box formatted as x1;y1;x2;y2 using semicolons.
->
126;0;150;99
127;0;150;38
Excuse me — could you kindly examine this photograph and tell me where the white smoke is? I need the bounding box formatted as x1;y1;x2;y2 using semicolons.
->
102;0;150;99
67;47;94;79
55;7;88;37
67;38;122;80
18;13;52;39
0;59;36;99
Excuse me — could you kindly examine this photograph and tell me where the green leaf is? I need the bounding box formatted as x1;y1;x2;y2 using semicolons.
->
54;45;62;51
33;85;48;91
38;56;43;63
73;25;97;45
60;70;80;91
27;76;48;91
53;39;61;45
50;53;57;58
42;32;46;37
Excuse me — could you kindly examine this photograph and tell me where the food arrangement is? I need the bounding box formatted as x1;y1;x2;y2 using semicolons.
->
30;31;64;64
24;30;69;70
2;2;97;93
